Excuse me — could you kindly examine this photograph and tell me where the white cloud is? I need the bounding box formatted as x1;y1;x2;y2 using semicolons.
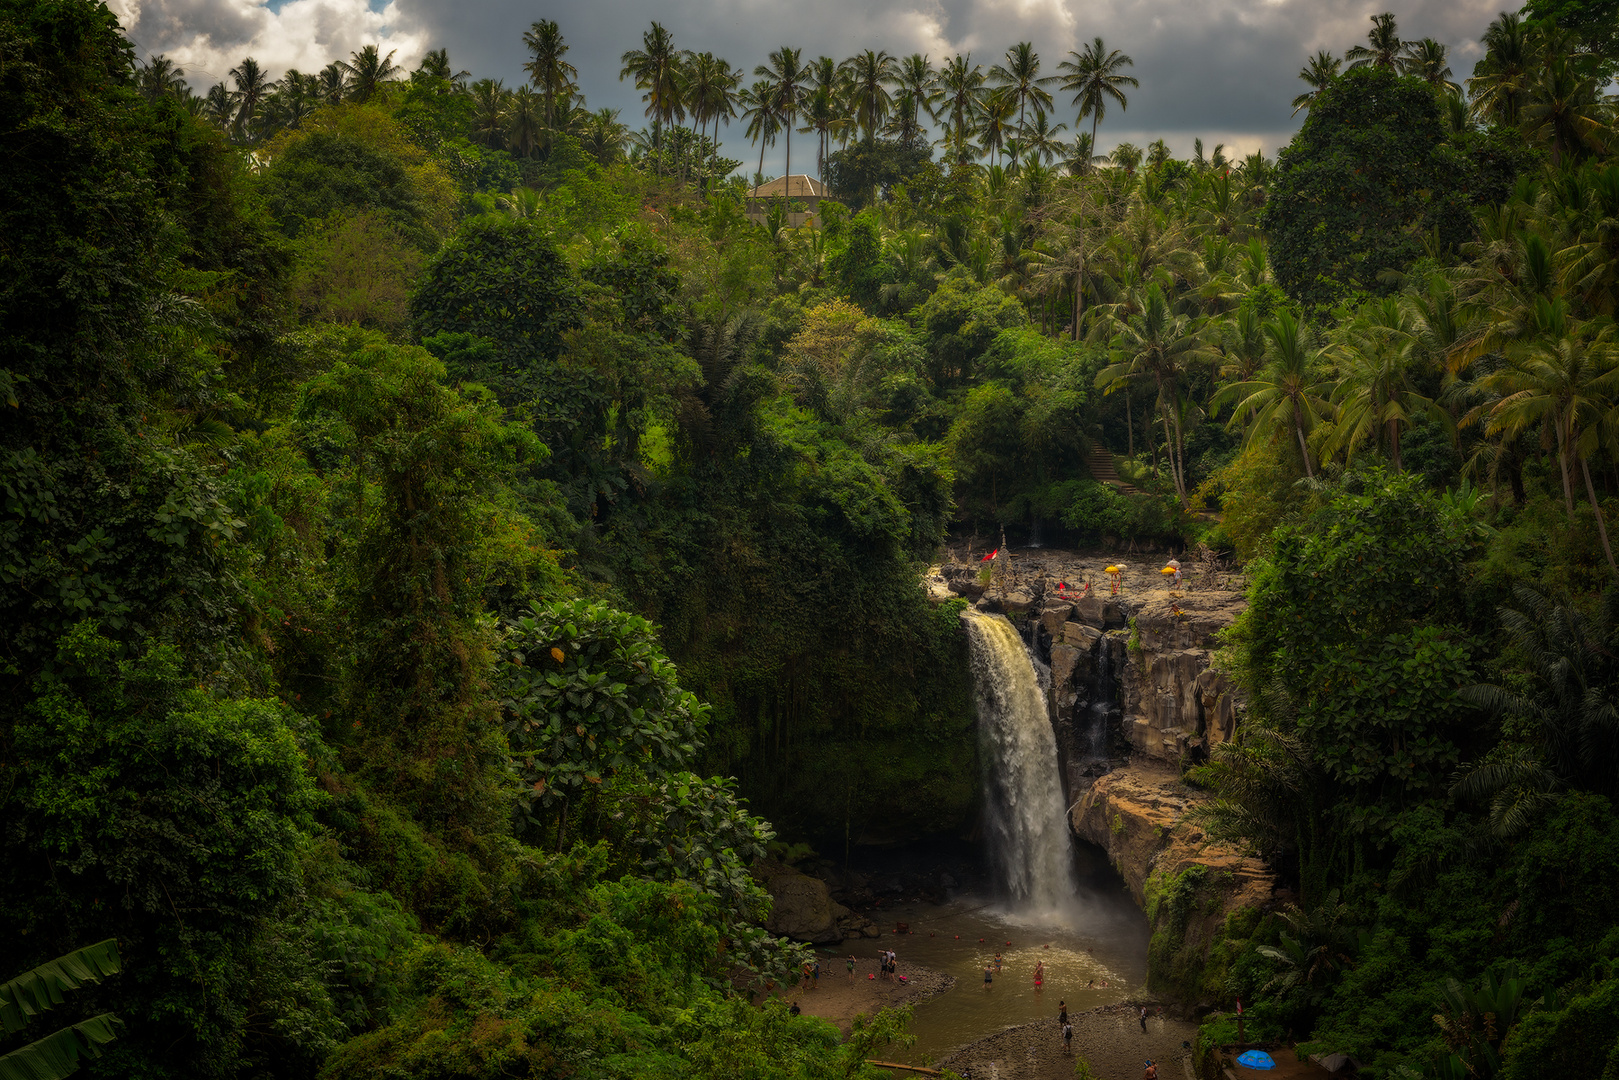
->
115;0;429;86
120;0;1507;171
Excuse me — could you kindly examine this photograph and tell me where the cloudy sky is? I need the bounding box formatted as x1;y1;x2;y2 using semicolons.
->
109;0;1508;173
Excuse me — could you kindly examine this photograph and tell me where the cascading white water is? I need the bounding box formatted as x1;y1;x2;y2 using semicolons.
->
962;609;1081;923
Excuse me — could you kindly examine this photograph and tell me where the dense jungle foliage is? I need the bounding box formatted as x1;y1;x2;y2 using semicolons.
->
1;0;1618;1076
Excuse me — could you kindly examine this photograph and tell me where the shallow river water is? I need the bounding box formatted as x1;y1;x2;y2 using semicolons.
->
822;844;1151;1066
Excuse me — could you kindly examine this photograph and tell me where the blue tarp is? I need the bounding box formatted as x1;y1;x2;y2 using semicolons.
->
1236;1050;1276;1070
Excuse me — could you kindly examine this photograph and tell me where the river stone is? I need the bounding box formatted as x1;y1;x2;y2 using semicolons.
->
753;859;845;943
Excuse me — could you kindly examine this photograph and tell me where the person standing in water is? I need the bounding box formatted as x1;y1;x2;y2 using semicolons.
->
1033;960;1045;991
983;963;994;990
1058;1000;1069;1026
1139;1005;1149;1032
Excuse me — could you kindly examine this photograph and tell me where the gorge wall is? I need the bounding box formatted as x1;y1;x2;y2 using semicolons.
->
936;551;1277;1003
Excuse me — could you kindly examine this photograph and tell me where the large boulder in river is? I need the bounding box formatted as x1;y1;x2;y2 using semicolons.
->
753;859;848;943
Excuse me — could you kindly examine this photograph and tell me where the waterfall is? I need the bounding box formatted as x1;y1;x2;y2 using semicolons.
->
963;609;1081;923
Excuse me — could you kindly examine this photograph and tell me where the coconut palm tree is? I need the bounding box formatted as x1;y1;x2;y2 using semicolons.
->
227;57;272;142
1018;110;1068;164
1063;131;1098;176
740;79;783;188
203;82;233;128
800;84;853;185
1291;50;1340;116
756;46;810;181
339;44;399;103
1057;37;1138;153
1097;283;1217;504
523;20;578;130
1468;12;1538;127
686;52;740;190
416;48;469;88
580;109;628;166
1109;141;1144;176
1480;306;1619;569
1325;297;1446;474
621;21;686;170
938;54;987;164
1346;12;1402;70
841;49;895;144
1522;54;1611;165
891;53;940;133
1400;38;1460;93
137;54;187;101
990;42;1056;144
1213;309;1335;477
317;63;347;105
470;79;508;149
976;90;1017;167
507;86;545;158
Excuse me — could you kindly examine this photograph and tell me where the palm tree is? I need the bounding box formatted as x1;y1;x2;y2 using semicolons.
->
976;90;1016;167
508;85;545;158
740;79;783;188
470;79;508;148
203;82;233;128
841;49;895;144
339;44;399;103
1019;110;1068;164
1522;54;1610;165
523;20;578;130
1109;141;1143;175
990;42;1056;144
1063;131;1098;176
137;54;187;101
800;85;852;185
1097;283;1217;504
1399;38;1459;93
317;63;347;105
621;22;686;170
938;54;987;164
1345;12;1402;70
891;53;940;133
416;48;469;87
227;57;272;142
1213;309;1334;477
1468;12;1538;127
756;46;810;181
1480;309;1619;570
581;108;628;166
264;70;317;134
686;53;740;190
1057;37;1138;153
1291;50;1340;116
1458;586;1619;817
1325;297;1445;474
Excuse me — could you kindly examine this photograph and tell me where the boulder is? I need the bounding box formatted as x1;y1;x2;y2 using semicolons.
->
1039;602;1074;636
753;859;846;944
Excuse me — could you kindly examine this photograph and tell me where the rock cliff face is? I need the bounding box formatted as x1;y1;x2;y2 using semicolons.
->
933;549;1275;1002
1072;763;1274;1001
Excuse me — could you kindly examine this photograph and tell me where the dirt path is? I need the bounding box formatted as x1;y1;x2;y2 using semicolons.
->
938;1003;1197;1080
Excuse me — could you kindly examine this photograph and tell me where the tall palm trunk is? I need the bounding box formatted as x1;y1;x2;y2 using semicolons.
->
1555;416;1577;515
1580;455;1619;575
1295;418;1315;479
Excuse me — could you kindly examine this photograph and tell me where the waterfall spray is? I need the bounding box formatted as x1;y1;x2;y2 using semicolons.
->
963;609;1081;923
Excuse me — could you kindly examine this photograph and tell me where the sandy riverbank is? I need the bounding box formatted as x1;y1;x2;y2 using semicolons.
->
939;1003;1197;1080
766;955;955;1036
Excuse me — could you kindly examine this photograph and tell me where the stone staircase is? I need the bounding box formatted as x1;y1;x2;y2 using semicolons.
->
1085;445;1140;496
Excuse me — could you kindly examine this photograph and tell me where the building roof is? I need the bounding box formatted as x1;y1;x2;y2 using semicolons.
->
748;174;829;199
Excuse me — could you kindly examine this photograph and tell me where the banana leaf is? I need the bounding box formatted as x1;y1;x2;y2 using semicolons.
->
0;943;120;1034
0;1013;122;1080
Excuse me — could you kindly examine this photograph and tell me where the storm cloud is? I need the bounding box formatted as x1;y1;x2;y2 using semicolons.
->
112;0;1507;170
